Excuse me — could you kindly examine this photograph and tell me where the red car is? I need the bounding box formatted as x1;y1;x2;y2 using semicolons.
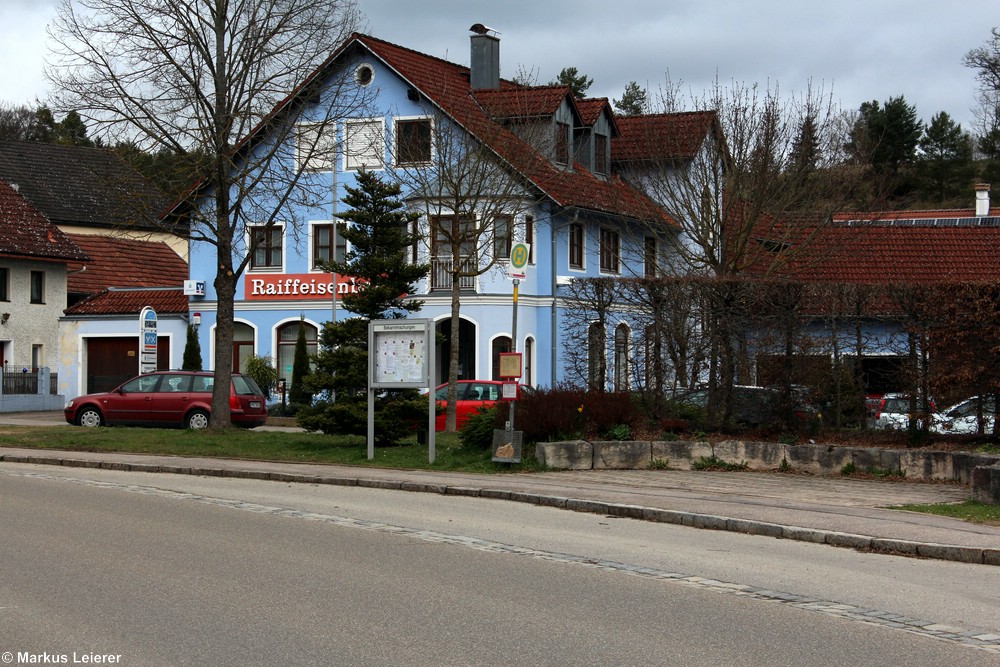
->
64;370;268;429
432;380;508;431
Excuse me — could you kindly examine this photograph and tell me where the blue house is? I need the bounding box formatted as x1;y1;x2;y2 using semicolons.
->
181;30;720;390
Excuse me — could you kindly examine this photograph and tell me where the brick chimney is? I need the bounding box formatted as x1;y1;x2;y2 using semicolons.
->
469;25;500;90
976;183;991;217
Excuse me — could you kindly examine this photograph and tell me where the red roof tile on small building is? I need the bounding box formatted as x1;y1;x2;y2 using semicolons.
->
782;209;1000;285
613;111;719;163
64;287;188;316
473;86;573;119
0;181;90;262
65;234;188;296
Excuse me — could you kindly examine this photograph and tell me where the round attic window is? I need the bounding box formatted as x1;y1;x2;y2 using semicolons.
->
354;64;374;86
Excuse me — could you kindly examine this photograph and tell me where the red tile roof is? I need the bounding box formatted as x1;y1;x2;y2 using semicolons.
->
0;181;90;262
165;32;715;230
783;211;1000;284
65;234;188;295
65;287;188;316
613;111;720;162
354;34;677;226
472;86;573;119
575;98;619;134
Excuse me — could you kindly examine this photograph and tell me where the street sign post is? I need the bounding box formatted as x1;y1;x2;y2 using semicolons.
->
139;306;157;374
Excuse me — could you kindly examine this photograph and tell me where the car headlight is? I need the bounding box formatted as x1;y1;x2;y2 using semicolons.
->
64;400;74;409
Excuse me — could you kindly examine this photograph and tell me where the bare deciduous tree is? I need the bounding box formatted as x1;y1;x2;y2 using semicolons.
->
46;0;366;425
395;109;547;431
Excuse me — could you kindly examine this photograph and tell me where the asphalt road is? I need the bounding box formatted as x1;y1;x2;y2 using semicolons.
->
2;464;1000;666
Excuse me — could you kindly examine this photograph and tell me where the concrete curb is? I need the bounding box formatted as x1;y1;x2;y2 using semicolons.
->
4;451;998;567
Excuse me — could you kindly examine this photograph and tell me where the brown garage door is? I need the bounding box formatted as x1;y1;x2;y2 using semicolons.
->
86;336;170;393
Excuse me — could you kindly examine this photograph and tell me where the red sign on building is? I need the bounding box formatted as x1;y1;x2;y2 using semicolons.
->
244;273;365;301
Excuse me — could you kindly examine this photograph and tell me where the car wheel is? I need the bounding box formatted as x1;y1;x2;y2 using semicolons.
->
186;410;210;430
77;407;103;427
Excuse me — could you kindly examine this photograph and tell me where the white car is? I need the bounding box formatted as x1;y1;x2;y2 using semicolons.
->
933;396;996;435
872;393;938;430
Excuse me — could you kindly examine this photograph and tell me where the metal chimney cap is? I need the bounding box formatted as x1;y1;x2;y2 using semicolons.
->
470;23;500;36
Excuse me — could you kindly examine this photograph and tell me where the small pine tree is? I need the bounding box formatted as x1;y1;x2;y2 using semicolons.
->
550;67;593;99
298;170;430;443
613;81;648;116
182;324;202;371
289;320;312;405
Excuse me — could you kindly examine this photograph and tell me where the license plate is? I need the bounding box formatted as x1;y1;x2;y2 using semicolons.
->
249;401;262;409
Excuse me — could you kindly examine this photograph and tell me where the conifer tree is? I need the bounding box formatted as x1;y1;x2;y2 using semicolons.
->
550;67;593;99
613;81;648;116
290;320;313;405
182;324;202;371
299;170;429;443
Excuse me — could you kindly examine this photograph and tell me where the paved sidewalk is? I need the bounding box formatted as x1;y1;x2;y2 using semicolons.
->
2;440;1000;566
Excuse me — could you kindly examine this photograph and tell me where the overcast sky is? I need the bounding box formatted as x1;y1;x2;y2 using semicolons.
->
2;0;995;132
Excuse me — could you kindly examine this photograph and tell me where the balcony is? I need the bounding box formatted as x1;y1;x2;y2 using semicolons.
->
431;256;477;291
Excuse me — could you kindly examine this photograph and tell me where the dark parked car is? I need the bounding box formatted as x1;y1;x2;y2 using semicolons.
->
668;385;820;428
64;370;268;429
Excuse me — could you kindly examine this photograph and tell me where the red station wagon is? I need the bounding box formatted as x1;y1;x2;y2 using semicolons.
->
64;370;268;429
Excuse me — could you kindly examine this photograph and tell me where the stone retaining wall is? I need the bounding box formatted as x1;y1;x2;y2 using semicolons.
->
535;439;1000;502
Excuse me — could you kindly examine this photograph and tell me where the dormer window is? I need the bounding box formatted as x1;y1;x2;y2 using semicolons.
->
595;134;608;175
555;121;570;165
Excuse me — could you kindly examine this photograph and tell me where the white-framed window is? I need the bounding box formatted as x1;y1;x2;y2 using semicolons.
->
568;222;584;270
493;215;512;260
344;118;384;171
29;270;45;304
354;63;375;87
277;320;318;376
394;116;433;166
310;221;347;270
249;224;285;270
0;266;8;302
523;215;535;265
600;227;620;274
614;323;630;391
588;322;605;390
295;122;336;172
644;236;658;277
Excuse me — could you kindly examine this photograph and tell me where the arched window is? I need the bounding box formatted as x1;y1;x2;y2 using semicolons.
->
233;322;255;373
588;322;605;390
524;336;534;387
614;323;630;391
276;321;318;381
491;336;512;380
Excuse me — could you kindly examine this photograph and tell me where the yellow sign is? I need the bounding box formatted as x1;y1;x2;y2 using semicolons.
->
510;243;530;270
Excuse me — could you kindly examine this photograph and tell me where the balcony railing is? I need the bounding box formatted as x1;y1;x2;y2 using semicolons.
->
431;256;477;291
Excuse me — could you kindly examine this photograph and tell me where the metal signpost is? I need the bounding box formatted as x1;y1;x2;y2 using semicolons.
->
368;319;434;462
139;306;157;374
495;243;530;463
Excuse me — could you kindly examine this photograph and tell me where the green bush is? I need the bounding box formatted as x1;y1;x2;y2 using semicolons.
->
244;355;279;400
460;405;503;450
297;391;426;447
603;424;633;440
